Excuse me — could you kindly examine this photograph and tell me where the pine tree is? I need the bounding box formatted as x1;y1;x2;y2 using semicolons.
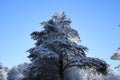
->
26;12;108;80
111;26;120;69
7;62;29;80
0;62;8;80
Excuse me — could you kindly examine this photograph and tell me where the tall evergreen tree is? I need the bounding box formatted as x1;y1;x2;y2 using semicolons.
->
26;12;108;80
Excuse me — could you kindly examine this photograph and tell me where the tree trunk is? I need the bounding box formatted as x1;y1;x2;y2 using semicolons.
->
59;60;64;80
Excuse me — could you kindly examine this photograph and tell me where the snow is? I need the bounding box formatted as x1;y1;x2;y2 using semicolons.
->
31;46;59;59
65;67;120;80
7;63;29;80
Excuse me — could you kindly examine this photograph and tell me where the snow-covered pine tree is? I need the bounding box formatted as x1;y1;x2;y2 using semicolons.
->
111;26;120;69
26;12;108;80
111;49;120;61
0;62;8;80
7;62;29;80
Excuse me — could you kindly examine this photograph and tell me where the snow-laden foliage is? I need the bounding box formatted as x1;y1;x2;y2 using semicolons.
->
65;67;120;80
111;42;120;69
26;12;109;80
7;62;29;80
110;27;120;76
0;62;8;80
111;47;120;60
111;52;120;60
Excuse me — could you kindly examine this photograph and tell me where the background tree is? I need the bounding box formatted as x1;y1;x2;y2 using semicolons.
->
7;62;29;80
111;26;120;69
111;48;120;61
26;12;108;80
0;62;8;80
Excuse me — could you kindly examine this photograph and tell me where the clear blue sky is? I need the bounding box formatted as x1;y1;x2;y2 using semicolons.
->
0;0;120;69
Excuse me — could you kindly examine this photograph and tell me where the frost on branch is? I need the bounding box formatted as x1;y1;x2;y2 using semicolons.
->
7;62;29;80
64;67;120;80
26;12;108;80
